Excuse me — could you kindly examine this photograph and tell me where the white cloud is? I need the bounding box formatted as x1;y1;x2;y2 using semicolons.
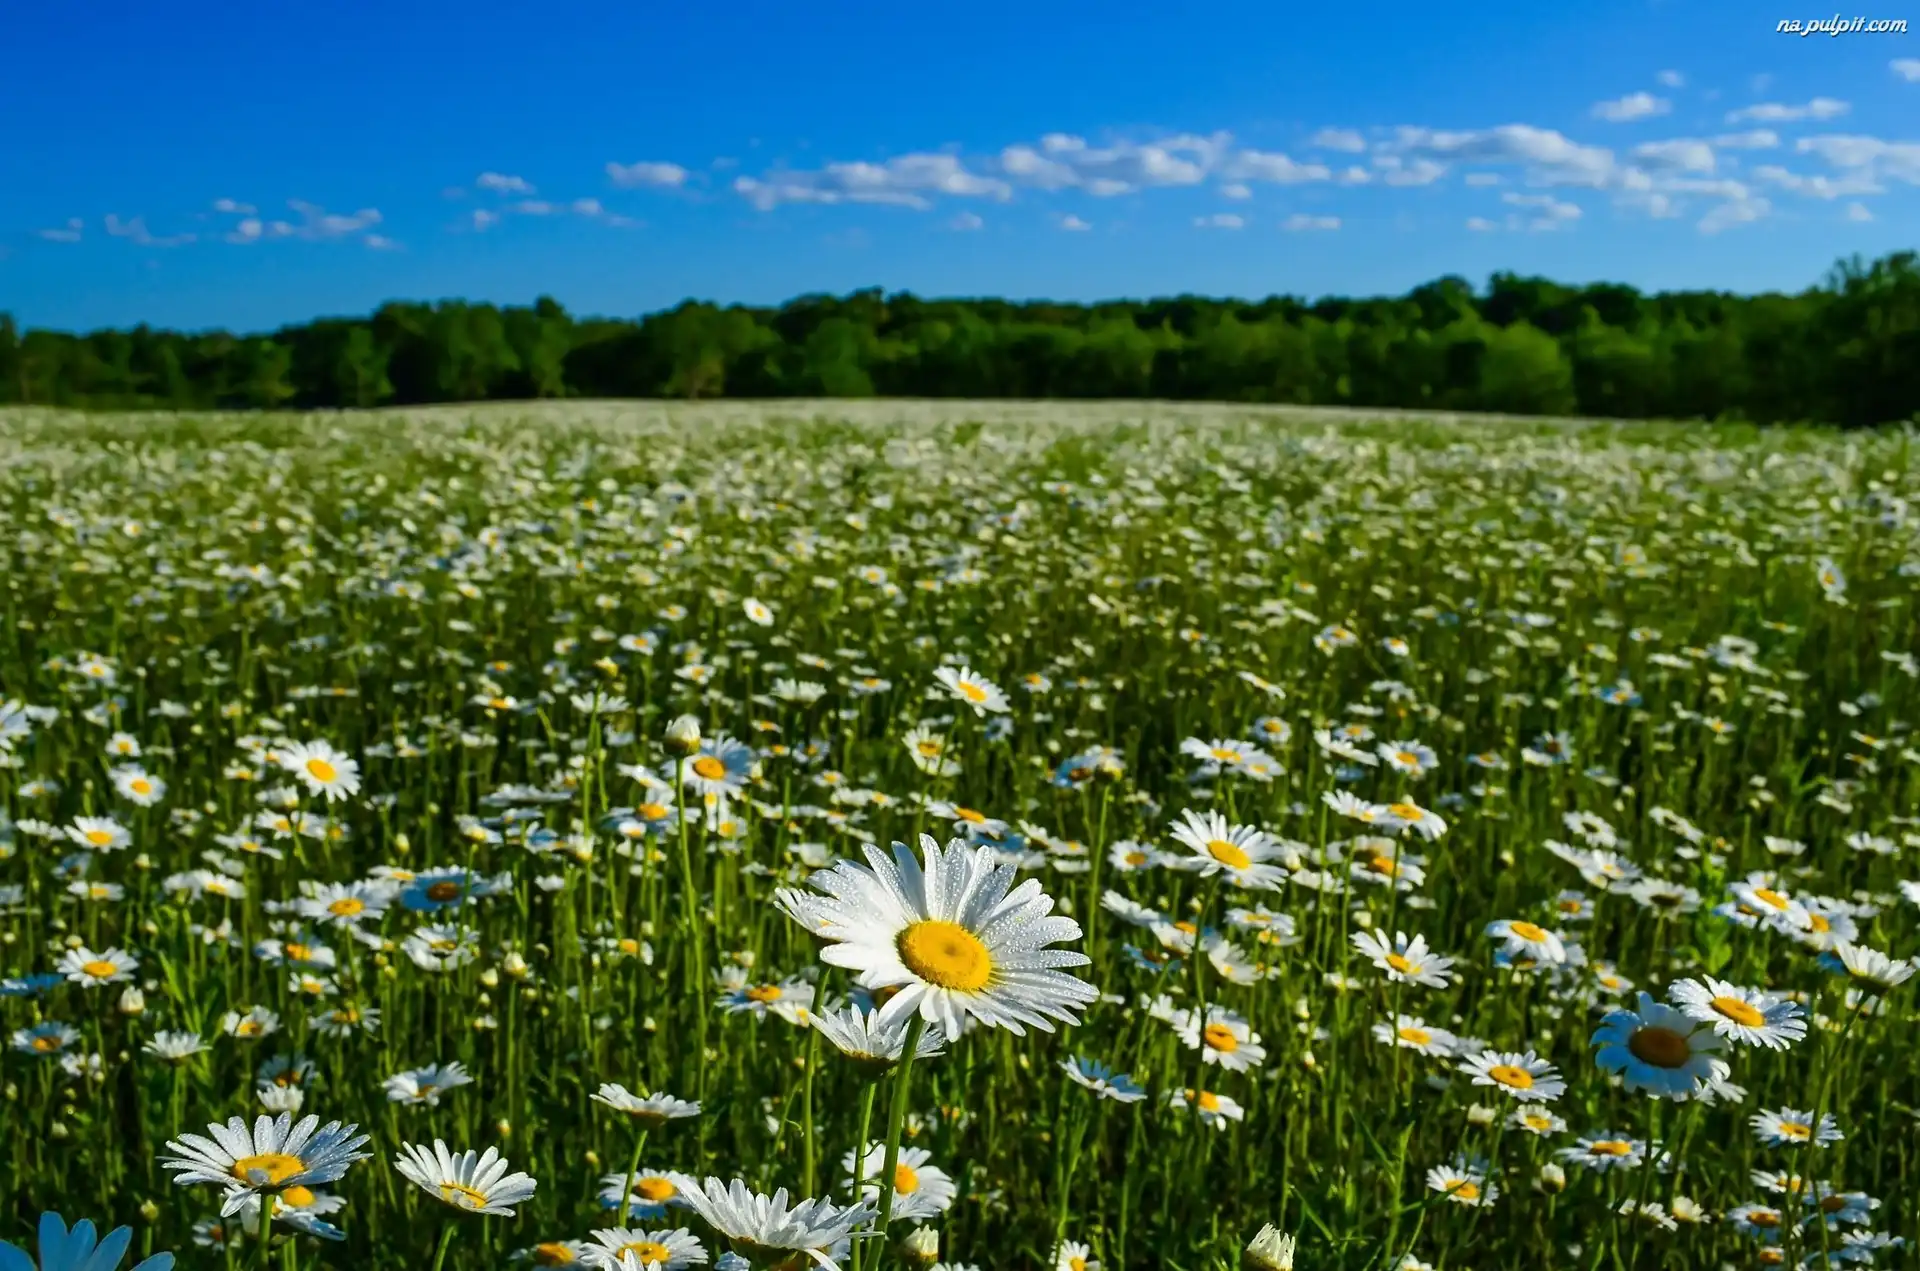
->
1222;148;1332;184
1711;130;1780;149
1310;127;1367;152
736;152;1010;210
1195;212;1245;229
1847;201;1875;221
471;209;499;231
1657;69;1686;89
1592;92;1671;122
1337;166;1371;185
476;172;534;194
226;218;263;244
1698;196;1770;232
1282;213;1340;231
572;198;604;216
1752;164;1883;198
211;198;256;214
364;234;400;250
1631;139;1717;173
1465;216;1497;231
1058;214;1091;231
1796;134;1920;183
514;200;557;215
37;217;83;243
1892;58;1920;82
606;161;689;189
999;132;1229;196
105;214;195;247
1463;172;1504;187
1725;97;1849;123
1218;182;1253;199
1373;155;1446;186
1382;124;1616;187
1502;191;1582;229
948;210;984;230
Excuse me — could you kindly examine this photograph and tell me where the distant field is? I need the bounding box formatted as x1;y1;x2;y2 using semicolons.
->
0;402;1914;1271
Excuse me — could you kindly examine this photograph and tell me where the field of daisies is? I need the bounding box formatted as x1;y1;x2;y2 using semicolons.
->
0;399;1916;1271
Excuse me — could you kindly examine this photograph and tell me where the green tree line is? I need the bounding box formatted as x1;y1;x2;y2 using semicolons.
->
2;251;1917;424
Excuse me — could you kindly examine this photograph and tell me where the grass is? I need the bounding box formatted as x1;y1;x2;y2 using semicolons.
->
0;400;1915;1271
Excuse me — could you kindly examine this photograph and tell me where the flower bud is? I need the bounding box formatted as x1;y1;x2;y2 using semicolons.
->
1538;1162;1567;1193
1244;1224;1297;1271
899;1226;940;1268
118;986;146;1016
665;714;703;756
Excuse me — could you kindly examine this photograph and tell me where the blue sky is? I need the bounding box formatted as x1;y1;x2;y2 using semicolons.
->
3;0;1917;332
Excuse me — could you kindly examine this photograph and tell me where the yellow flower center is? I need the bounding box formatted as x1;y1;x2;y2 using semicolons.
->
1206;839;1252;870
915;740;942;757
1507;921;1548;943
897;920;993;992
1777;1121;1811;1140
1750;1209;1782;1228
893;1164;920;1193
130;779;153;796
1397;1026;1431;1046
535;1243;577;1266
1194;1090;1220;1112
1202;1022;1240;1053
1808;913;1831;933
1452;1181;1481;1201
637;803;670;821
1210;748;1243;764
1710;996;1765;1027
231;1152;305;1185
80;959;119;979
621;1242;672;1264
746;984;784;1003
1751;887;1789;910
954;807;987;824
426;881;463;902
1124;851;1148;866
956;681;988;703
1626;1026;1693;1069
1385;953;1415;974
30;1035;61;1052
328;898;365;917
85;829;115;846
1367;855;1399;876
692;757;727;781
439;1182;491;1209
636;1177;677;1201
1588;1140;1633;1157
1071;1259;1088;1271
1488;1064;1534;1089
305;757;338;783
1394;751;1419;767
282;1185;315;1207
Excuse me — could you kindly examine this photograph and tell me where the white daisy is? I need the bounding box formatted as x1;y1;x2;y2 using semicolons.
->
394;1140;539;1215
1668;977;1807;1049
277;740;361;802
932;666;1008;716
1167;809;1288;890
778;835;1097;1038
1590;992;1727;1099
161;1113;372;1217
665;1176;877;1268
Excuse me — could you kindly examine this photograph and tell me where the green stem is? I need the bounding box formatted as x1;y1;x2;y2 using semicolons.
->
428;1222;457;1271
873;1015;930;1240
616;1128;650;1226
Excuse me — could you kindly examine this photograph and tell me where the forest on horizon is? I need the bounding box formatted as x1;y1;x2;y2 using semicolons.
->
2;250;1917;426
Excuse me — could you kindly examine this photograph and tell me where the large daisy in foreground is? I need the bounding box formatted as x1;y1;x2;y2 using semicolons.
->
780;835;1097;1037
1591;992;1727;1099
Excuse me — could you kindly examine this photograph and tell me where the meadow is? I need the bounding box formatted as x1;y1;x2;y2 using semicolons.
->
0;399;1915;1271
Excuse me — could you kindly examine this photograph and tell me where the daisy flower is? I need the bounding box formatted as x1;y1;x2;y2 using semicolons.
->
580;1227;708;1270
1371;1016;1457;1056
842;1144;956;1219
1377;740;1438;777
56;946;139;988
1484;919;1567;965
383;1062;475;1106
1668;978;1807;1049
65;816;130;853
277;740;361;802
1351;930;1456;989
933;666;1008;716
161;1113;371;1217
0;1212;175;1271
590;1086;703;1128
1173;1006;1266;1072
1557;1135;1647;1171
1166;1087;1245;1129
808;1004;948;1076
778;835;1096;1037
1819;942;1916;992
1749;1108;1843;1148
1591;993;1726;1099
1167;809;1288;890
1060;1056;1146;1103
665;1177;877;1267
1425;1161;1497;1207
394;1140;538;1215
681;737;755;799
600;1170;690;1221
1458;1050;1565;1102
742;597;774;627
1053;1241;1098;1271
